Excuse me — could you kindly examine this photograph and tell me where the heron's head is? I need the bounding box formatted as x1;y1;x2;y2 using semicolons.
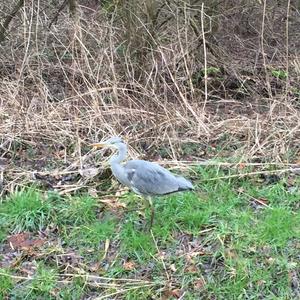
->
91;136;125;149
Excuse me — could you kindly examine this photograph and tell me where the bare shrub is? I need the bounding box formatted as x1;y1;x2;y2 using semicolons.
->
0;0;299;183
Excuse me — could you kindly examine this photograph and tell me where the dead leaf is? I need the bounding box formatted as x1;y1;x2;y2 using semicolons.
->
237;187;245;193
170;289;182;298
55;149;66;159
99;198;126;209
184;264;199;274
266;257;275;265
190;250;206;257
225;249;238;259
257;280;266;286
88;188;98;197
257;198;269;205
157;251;167;260
115;188;129;197
8;232;30;249
185;254;195;264
89;262;100;272
248;246;256;253
123;260;136;271
170;264;177;272
79;167;99;178
194;278;206;290
238;163;246;169
7;233;45;251
162;288;182;300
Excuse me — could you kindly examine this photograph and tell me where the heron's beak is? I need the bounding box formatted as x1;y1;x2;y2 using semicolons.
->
90;142;114;150
90;142;106;149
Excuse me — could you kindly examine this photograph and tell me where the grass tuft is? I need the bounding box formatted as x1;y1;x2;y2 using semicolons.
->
120;222;156;260
0;269;13;299
30;264;58;296
0;188;53;233
257;208;299;247
65;218;116;248
12;264;58;299
57;195;98;226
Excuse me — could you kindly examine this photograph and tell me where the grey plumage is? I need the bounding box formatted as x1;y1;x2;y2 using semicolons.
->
92;136;194;228
124;160;193;196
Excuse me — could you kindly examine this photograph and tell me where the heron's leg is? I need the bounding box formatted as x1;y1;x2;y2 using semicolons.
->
147;196;155;230
140;196;155;230
137;196;147;218
141;196;148;209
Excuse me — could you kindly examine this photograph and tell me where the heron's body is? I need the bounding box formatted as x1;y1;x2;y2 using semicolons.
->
113;159;193;197
92;137;194;228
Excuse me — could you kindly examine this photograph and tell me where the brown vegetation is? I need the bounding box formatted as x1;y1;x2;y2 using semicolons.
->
0;0;299;189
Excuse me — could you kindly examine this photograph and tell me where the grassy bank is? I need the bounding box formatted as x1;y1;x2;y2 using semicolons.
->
0;166;299;299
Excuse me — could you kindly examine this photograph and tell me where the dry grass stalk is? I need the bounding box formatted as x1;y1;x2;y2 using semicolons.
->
0;1;299;193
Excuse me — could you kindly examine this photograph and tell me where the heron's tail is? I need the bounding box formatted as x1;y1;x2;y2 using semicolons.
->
176;176;194;191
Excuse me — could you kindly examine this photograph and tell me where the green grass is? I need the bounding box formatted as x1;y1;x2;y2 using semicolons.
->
26;264;58;298
0;166;299;299
6;264;58;299
0;188;53;233
0;269;13;299
257;208;299;246
120;222;156;260
66;219;116;248
57;195;98;226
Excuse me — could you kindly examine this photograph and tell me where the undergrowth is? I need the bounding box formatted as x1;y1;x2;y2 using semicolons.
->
0;1;299;299
0;166;299;299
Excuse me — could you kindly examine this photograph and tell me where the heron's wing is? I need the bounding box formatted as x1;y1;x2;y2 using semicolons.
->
124;160;193;196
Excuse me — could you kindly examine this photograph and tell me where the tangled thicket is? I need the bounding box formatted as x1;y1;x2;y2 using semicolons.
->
0;0;299;166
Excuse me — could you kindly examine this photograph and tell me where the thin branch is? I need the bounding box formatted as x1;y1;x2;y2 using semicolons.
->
197;168;296;182
201;3;208;110
48;0;68;29
260;0;272;99
285;0;291;99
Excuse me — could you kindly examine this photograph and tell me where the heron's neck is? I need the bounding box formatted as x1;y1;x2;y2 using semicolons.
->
109;143;127;165
109;143;130;185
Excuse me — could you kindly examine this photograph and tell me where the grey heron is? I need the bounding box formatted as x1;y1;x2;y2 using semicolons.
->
91;137;194;229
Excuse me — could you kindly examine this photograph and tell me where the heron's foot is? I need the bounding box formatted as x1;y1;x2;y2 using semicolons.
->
133;197;155;232
137;209;153;232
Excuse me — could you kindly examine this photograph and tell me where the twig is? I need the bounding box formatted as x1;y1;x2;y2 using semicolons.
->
92;283;157;300
260;0;272;99
0;271;155;285
197;168;296;182
201;3;208;110
62;273;153;283
48;0;68;29
238;190;271;208
285;0;291;99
